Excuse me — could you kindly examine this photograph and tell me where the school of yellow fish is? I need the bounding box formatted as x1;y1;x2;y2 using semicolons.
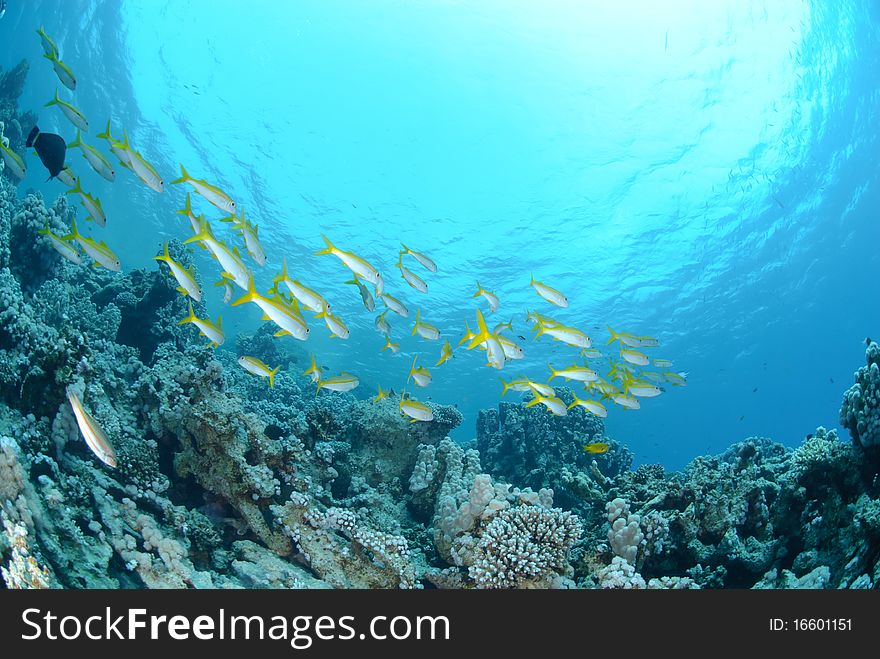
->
10;27;687;466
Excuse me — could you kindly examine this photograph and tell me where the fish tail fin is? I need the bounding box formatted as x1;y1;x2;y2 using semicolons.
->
183;216;212;244
42;52;56;63
178;301;197;325
175;192;192;217
269;366;279;389
472;280;482;297
154;241;171;263
96;120;112;140
524;397;542;409
44;89;59;107
467;309;490;349
37;220;52;236
314;234;335;256
230;274;260;307
412;309;421;335
407;355;417;383
606;325;619;345
567;398;581;410
170;163;190;185
499;377;509;396
547;363;557;380
68;129;83;149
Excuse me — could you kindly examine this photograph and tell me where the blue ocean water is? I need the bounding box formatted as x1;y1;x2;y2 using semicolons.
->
1;0;878;469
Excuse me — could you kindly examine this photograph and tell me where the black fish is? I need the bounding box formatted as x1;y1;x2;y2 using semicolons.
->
26;126;66;179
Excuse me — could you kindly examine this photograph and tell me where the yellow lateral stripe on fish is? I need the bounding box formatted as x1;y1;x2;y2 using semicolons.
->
38;221;81;264
37;26;59;57
400;242;438;273
231;274;309;340
0;141;27;180
170;163;234;213
229;209;266;266
65;177;107;226
66;386;117;468
379;292;408;317
45;89;89;132
606;326;660;348
525;394;567;416
67;130;116;182
529;273;568;308
314;234;380;285
583;441;610;454
315;373;359;394
42;50;76;90
274;256;330;313
399;392;433;422
95;121;133;170
412;309;440;340
568;397;608;418
154;242;202;302
178;301;225;347
237;356;280;388
620;348;650;366
185;216;250;289
66;218;120;271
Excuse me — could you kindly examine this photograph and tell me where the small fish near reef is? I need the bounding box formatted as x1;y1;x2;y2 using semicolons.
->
583;441;610;454
237;356;280;388
26;126;66;179
0;139;26;181
66;386;117;468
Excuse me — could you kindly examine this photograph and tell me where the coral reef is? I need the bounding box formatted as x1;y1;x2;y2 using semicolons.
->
0;157;878;589
840;341;880;449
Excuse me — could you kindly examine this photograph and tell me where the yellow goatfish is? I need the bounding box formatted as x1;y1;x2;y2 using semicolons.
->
66;387;116;468
499;377;531;396
303;354;322;383
45;89;89;132
525;395;568;416
232;275;309;341
56;166;77;187
122;131;164;193
611;393;641;410
316;373;360;394
316;308;350;339
661;371;688;386
397;254;428;293
467;308;505;370
473;280;500;313
548;363;598;383
185;217;250;290
435;340;454;366
407;355;432;388
38;221;81;264
346;274;375;312
43;50;76;90
380;293;409;318
382;337;401;354
238;356;280;388
68;130;115;182
315;234;380;285
178;301;225;347
583;441;610;454
400;395;433;422
498;336;524;360
620;348;650;366
568;397;608;418
171;163;234;212
400;243;437;272
607;326;660;348
95;121;133;171
375;310;391;335
36;26;59;57
412;309;440;340
534;322;592;349
175;193;202;235
623;376;662;398
530;274;568;308
155;242;202;302
653;358;674;368
273;257;330;314
66;177;106;227
0;141;26;180
225;209;266;267
65;218;120;271
214;278;234;304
